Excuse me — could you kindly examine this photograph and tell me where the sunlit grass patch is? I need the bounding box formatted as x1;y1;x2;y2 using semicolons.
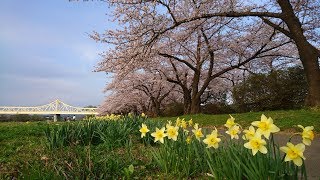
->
151;109;320;132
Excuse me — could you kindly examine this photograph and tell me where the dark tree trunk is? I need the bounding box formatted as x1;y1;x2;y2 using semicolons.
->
190;96;201;114
183;89;192;114
141;105;147;114
149;97;161;117
277;0;320;106
297;44;320;106
189;33;202;114
153;101;161;117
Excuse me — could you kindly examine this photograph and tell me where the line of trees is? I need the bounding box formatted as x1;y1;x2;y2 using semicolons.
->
93;0;319;116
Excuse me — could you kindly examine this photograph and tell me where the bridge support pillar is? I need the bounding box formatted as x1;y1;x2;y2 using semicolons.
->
53;114;60;122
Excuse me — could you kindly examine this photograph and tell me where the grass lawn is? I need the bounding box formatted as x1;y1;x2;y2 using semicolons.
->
152;109;320;133
0;109;318;179
0;122;48;177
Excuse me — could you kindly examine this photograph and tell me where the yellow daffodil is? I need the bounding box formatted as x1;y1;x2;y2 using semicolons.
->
280;142;306;166
188;119;193;127
203;129;221;149
100;114;122;121
165;122;172;129
192;125;204;141
181;119;187;129
139;123;149;138
242;126;256;140
297;125;314;146
251;114;280;139
186;136;192;144
244;132;267;156
175;117;181;126
224;114;236;128
151;127;167;143
166;125;179;141
141;113;146;118
194;123;199;129
166;120;172;126
226;125;241;139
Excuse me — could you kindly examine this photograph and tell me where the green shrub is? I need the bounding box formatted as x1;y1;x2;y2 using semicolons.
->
233;66;307;112
162;103;184;117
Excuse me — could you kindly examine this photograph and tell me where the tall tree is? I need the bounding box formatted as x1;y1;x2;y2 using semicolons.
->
94;0;296;114
98;0;320;106
99;71;178;116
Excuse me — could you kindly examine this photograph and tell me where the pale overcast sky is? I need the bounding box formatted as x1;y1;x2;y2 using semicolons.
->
0;0;113;107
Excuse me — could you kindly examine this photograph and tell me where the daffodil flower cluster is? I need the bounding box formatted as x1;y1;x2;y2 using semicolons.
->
140;118;194;144
277;124;314;166
84;112;147;121
174;117;193;129
140;114;315;167
241;114;280;156
140;117;221;148
227;114;314;167
84;114;123;121
225;115;241;140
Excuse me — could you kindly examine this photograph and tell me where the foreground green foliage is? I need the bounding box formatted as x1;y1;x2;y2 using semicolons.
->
142;114;310;179
150;130;209;177
0;117;153;179
205;139;307;180
45;118;138;149
0;110;317;179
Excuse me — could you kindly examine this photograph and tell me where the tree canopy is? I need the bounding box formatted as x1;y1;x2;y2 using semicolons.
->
94;0;319;115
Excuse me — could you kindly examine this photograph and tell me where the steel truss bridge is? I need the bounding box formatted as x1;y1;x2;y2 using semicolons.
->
0;99;98;121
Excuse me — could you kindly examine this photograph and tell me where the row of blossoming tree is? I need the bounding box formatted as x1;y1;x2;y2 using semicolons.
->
93;0;320;115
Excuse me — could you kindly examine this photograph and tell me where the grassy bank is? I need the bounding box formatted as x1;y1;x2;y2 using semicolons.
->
0;109;318;179
152;109;320;132
0;122;48;178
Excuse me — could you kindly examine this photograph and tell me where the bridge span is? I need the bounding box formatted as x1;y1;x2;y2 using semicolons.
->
0;99;98;121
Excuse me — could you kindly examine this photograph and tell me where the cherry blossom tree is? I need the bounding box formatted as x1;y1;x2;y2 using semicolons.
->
97;0;320;106
98;90;148;115
93;0;297;114
99;70;179;116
